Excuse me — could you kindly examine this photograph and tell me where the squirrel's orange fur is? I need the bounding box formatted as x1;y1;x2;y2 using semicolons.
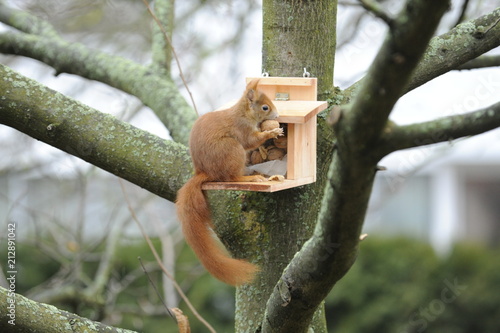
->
176;79;282;286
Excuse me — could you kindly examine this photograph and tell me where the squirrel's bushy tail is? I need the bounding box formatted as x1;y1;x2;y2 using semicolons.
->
176;173;258;286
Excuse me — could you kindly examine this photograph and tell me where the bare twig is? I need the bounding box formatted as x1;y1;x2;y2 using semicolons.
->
118;179;216;333
453;0;471;27
84;212;128;297
456;55;500;70
138;258;191;332
344;7;500;100
0;6;196;145
338;1;361;6
141;0;199;116
138;256;176;320
0;3;59;38
483;16;500;35
358;0;393;26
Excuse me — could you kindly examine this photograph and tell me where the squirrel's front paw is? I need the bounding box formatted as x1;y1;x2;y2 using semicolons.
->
268;175;285;182
251;175;267;182
266;127;284;138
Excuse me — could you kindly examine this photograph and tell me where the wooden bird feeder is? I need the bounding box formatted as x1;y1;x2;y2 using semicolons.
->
202;77;328;192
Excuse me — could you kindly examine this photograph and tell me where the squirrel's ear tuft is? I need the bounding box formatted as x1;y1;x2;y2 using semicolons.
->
247;88;255;102
245;78;260;102
246;78;260;90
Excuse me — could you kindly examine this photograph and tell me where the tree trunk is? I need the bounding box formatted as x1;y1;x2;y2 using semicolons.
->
211;1;337;332
262;0;337;98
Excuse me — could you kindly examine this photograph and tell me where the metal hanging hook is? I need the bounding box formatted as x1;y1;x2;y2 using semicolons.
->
303;68;311;78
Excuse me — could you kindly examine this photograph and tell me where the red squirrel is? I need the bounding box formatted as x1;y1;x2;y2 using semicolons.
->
176;79;283;286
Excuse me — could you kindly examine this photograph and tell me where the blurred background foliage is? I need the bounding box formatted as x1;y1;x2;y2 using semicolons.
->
1;237;499;332
327;238;500;333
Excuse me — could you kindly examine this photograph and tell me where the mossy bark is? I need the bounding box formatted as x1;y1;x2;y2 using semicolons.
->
0;64;190;203
262;0;337;99
0;286;137;333
150;0;175;74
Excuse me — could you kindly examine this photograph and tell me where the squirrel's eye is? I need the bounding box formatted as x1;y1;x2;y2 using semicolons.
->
262;105;269;112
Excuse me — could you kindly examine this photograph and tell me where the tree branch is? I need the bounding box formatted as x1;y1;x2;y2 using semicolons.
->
83;212;129;300
344;7;500;98
262;1;450;332
0;286;138;333
452;0;471;27
0;3;59;38
358;0;394;26
456;55;500;70
377;101;500;156
142;0;198;115
0;3;196;145
0;64;190;202
344;1;451;153
149;0;175;73
407;7;500;92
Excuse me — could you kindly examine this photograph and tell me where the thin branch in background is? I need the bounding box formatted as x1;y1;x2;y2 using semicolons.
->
0;3;59;38
138;256;176;320
483;16;500;35
358;0;394;26
139;257;192;332
141;0;199;116
456;55;500;70
453;0;471;27
0;272;7;292
338;0;361;6
336;10;366;49
153;217;179;308
84;209;129;297
118;179;216;333
377;101;500;156
345;8;500;98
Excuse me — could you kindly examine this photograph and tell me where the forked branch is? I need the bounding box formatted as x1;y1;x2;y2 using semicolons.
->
262;1;450;332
